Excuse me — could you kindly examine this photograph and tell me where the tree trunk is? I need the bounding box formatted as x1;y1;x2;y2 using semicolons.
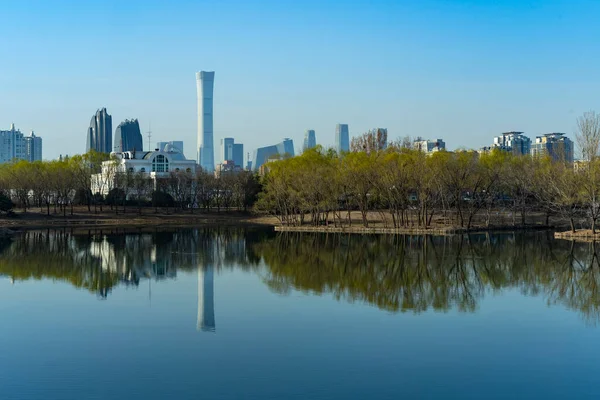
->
570;217;576;233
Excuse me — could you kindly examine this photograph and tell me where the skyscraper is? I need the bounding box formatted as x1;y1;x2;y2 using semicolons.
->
114;119;143;153
221;137;234;163
86;108;112;153
196;71;215;171
303;130;316;151
24;130;42;161
335;124;349;153
233;143;244;168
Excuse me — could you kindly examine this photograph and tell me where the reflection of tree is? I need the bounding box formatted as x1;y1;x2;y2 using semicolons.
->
253;232;600;323
0;228;267;298
5;228;600;323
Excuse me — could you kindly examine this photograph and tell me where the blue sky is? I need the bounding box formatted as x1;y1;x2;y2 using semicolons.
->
1;0;599;161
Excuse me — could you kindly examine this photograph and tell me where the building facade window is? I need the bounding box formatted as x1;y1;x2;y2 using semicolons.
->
152;155;169;173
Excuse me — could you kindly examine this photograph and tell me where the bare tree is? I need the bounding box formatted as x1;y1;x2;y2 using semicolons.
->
576;111;600;162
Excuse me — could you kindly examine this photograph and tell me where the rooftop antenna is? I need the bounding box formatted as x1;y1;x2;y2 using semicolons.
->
146;122;152;152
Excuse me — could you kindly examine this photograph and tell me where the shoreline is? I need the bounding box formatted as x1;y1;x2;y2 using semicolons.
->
275;224;554;235
0;209;278;233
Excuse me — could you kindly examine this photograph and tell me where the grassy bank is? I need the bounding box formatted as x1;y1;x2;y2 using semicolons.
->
0;206;279;231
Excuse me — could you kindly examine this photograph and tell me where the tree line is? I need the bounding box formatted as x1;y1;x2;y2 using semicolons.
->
0;151;261;216
257;112;600;233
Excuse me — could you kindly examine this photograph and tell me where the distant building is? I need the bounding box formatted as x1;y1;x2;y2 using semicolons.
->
215;160;243;177
157;141;184;154
92;148;196;197
220;138;244;167
196;71;215;171
24;130;42;161
114;119;143;152
86;108;112;153
233;143;243;168
221;138;234;164
352;128;388;153
303;130;316;151
531;133;574;163
492;132;531;155
0;124;26;163
414;138;445;154
251;138;294;171
335;124;349;153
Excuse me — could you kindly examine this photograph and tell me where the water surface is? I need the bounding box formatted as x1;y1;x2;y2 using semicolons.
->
1;228;599;399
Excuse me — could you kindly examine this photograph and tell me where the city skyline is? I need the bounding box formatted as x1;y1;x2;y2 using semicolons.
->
2;1;600;160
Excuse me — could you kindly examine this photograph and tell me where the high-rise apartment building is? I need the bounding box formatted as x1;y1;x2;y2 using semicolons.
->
0;124;26;163
335;124;349;153
531;133;574;163
86;108;112;153
196;71;215;171
303;130;316;151
492;132;531;155
24;130;42;161
114;119;143;153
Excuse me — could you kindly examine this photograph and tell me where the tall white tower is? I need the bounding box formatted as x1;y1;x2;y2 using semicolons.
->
196;71;215;171
197;266;216;332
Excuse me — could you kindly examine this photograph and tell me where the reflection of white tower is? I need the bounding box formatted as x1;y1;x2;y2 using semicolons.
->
197;266;215;332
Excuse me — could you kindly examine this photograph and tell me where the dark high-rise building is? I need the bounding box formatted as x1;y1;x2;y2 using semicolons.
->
86;108;112;153
115;119;143;152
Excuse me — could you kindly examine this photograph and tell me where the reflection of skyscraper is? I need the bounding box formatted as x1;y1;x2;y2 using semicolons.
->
197;266;215;332
196;71;215;171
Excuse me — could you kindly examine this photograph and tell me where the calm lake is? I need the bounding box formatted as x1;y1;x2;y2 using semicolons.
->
1;228;599;399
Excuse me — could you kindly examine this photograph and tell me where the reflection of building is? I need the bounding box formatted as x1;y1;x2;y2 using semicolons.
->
414;138;445;154
531;133;574;163
303;130;316;151
198;266;215;332
335;124;349;153
197;71;215;171
87;108;112;153
251;138;294;171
